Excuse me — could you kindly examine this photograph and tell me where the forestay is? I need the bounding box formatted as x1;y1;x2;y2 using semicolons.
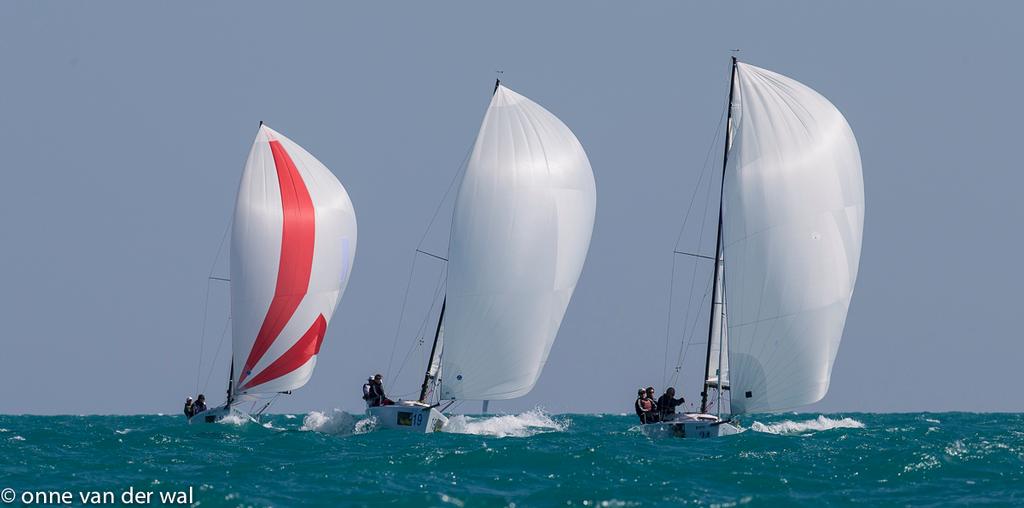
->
722;63;864;414
440;85;596;401
230;125;357;397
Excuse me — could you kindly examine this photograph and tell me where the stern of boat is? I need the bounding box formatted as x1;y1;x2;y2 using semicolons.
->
367;401;448;433
639;413;741;439
188;405;250;424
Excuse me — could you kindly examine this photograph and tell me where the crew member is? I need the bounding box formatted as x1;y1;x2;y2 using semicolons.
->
193;394;208;414
644;387;660;423
370;374;394;407
633;388;645;422
657;387;686;421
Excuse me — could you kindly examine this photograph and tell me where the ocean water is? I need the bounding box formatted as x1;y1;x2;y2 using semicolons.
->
1;412;1021;506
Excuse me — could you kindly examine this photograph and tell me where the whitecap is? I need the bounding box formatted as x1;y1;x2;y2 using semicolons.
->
284;414;297;419
115;428;135;435
10;435;26;441
261;420;288;431
217;413;251;426
442;408;567;438
300;409;375;435
749;415;864;435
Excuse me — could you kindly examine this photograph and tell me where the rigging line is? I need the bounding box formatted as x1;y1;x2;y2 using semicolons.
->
196;219;232;395
415;249;449;263
677;92;730;375
661;87;729;391
673;251;715;261
668;274;714;387
393;267;447;384
385;255;419;380
661;255;678;387
669;132;722;388
202;317;232;395
386;138;475;381
671;92;729;251
415;140;476;251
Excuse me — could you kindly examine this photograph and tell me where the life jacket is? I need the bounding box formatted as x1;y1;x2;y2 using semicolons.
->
639;398;653;412
362;383;373;400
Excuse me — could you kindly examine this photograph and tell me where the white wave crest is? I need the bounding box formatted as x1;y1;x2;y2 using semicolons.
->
750;415;864;435
442;409;567;438
217;413;251;426
300;409;376;435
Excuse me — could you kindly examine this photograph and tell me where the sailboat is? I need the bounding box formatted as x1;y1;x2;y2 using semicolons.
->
369;81;597;432
646;58;864;438
191;124;357;423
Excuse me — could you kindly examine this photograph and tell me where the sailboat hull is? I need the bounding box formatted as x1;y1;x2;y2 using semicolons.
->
639;413;741;439
187;405;253;424
367;402;448;433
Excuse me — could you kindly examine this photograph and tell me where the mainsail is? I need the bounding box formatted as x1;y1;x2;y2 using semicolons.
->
438;85;596;401
704;246;729;392
721;63;864;414
230;124;357;398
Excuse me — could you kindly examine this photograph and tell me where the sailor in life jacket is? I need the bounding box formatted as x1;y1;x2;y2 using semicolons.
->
362;376;375;406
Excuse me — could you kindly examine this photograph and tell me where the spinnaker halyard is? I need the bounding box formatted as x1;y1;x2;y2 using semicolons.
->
370;82;596;432
649;58;864;438
190;124;357;423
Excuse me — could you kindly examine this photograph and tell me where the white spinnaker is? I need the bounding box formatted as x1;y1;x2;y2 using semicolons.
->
230;125;357;397
723;63;863;414
440;85;596;401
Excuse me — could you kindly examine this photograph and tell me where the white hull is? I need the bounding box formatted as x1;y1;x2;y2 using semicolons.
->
188;405;252;424
639;413;742;439
367;401;448;433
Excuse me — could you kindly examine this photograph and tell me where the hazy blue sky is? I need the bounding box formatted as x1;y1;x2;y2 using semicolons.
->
1;2;1021;415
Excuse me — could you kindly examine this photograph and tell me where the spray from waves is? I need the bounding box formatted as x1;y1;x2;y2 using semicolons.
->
300;409;376;435
442;409;568;438
218;413;251;426
750;415;864;435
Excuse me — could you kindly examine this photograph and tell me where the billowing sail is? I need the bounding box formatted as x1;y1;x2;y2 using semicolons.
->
440;85;596;400
723;63;864;414
230;125;357;397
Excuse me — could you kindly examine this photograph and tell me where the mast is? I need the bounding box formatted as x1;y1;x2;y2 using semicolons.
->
700;57;738;414
226;360;235;408
419;298;446;402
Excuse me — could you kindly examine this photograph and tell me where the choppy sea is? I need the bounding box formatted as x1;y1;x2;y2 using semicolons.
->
1;412;1021;506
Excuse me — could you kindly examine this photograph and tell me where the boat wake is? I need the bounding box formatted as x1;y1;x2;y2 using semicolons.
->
749;415;864;435
442;409;568;438
300;409;376;435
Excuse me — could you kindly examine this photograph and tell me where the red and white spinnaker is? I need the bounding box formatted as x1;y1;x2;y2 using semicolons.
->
229;124;357;398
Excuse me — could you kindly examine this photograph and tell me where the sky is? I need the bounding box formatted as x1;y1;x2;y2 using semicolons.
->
1;1;1021;415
